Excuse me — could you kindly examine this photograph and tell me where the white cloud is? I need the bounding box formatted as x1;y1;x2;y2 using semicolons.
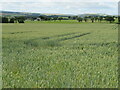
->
0;0;119;2
1;2;118;15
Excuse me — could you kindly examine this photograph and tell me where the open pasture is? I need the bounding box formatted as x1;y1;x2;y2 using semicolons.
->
2;22;118;88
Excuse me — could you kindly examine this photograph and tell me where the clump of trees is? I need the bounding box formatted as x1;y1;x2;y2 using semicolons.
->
75;15;116;23
1;17;9;23
118;16;120;24
0;16;26;23
52;17;58;21
91;17;95;23
58;17;63;21
15;16;25;23
9;18;15;23
39;16;51;21
105;16;115;23
84;17;88;22
77;17;83;22
98;16;103;22
38;16;64;21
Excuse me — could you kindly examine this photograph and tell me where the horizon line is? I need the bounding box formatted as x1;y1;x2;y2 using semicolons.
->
0;10;118;16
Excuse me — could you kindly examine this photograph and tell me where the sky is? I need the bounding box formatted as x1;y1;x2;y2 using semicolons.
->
0;0;119;15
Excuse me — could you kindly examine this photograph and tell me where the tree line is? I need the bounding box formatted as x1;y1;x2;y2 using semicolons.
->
0;15;119;23
31;15;118;23
76;16;117;23
0;16;25;23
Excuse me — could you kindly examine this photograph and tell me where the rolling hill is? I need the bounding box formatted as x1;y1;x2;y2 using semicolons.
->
0;11;110;17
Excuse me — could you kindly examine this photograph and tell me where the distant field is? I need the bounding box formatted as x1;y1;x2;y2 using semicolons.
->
2;22;118;88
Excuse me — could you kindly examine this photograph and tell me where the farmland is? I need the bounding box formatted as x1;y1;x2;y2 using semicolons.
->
2;21;118;88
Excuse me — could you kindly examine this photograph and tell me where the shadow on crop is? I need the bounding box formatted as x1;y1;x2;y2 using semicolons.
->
41;32;79;40
59;32;91;41
3;31;34;34
24;32;91;48
24;40;61;48
26;32;79;41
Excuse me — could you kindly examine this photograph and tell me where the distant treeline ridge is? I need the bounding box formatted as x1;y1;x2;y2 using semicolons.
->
0;15;119;23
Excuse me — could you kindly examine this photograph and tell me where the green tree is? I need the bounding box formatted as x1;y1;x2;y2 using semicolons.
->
105;16;115;23
68;16;71;20
72;16;78;20
84;17;88;22
39;16;47;21
98;16;103;22
18;19;24;23
0;17;2;23
77;17;83;22
53;17;58;21
45;17;51;21
118;16;120;23
91;17;95;23
58;17;63;21
94;17;98;22
32;17;37;21
9;18;15;23
2;17;9;23
14;16;25;23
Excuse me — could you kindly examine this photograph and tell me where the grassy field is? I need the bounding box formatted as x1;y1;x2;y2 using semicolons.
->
2;21;118;88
